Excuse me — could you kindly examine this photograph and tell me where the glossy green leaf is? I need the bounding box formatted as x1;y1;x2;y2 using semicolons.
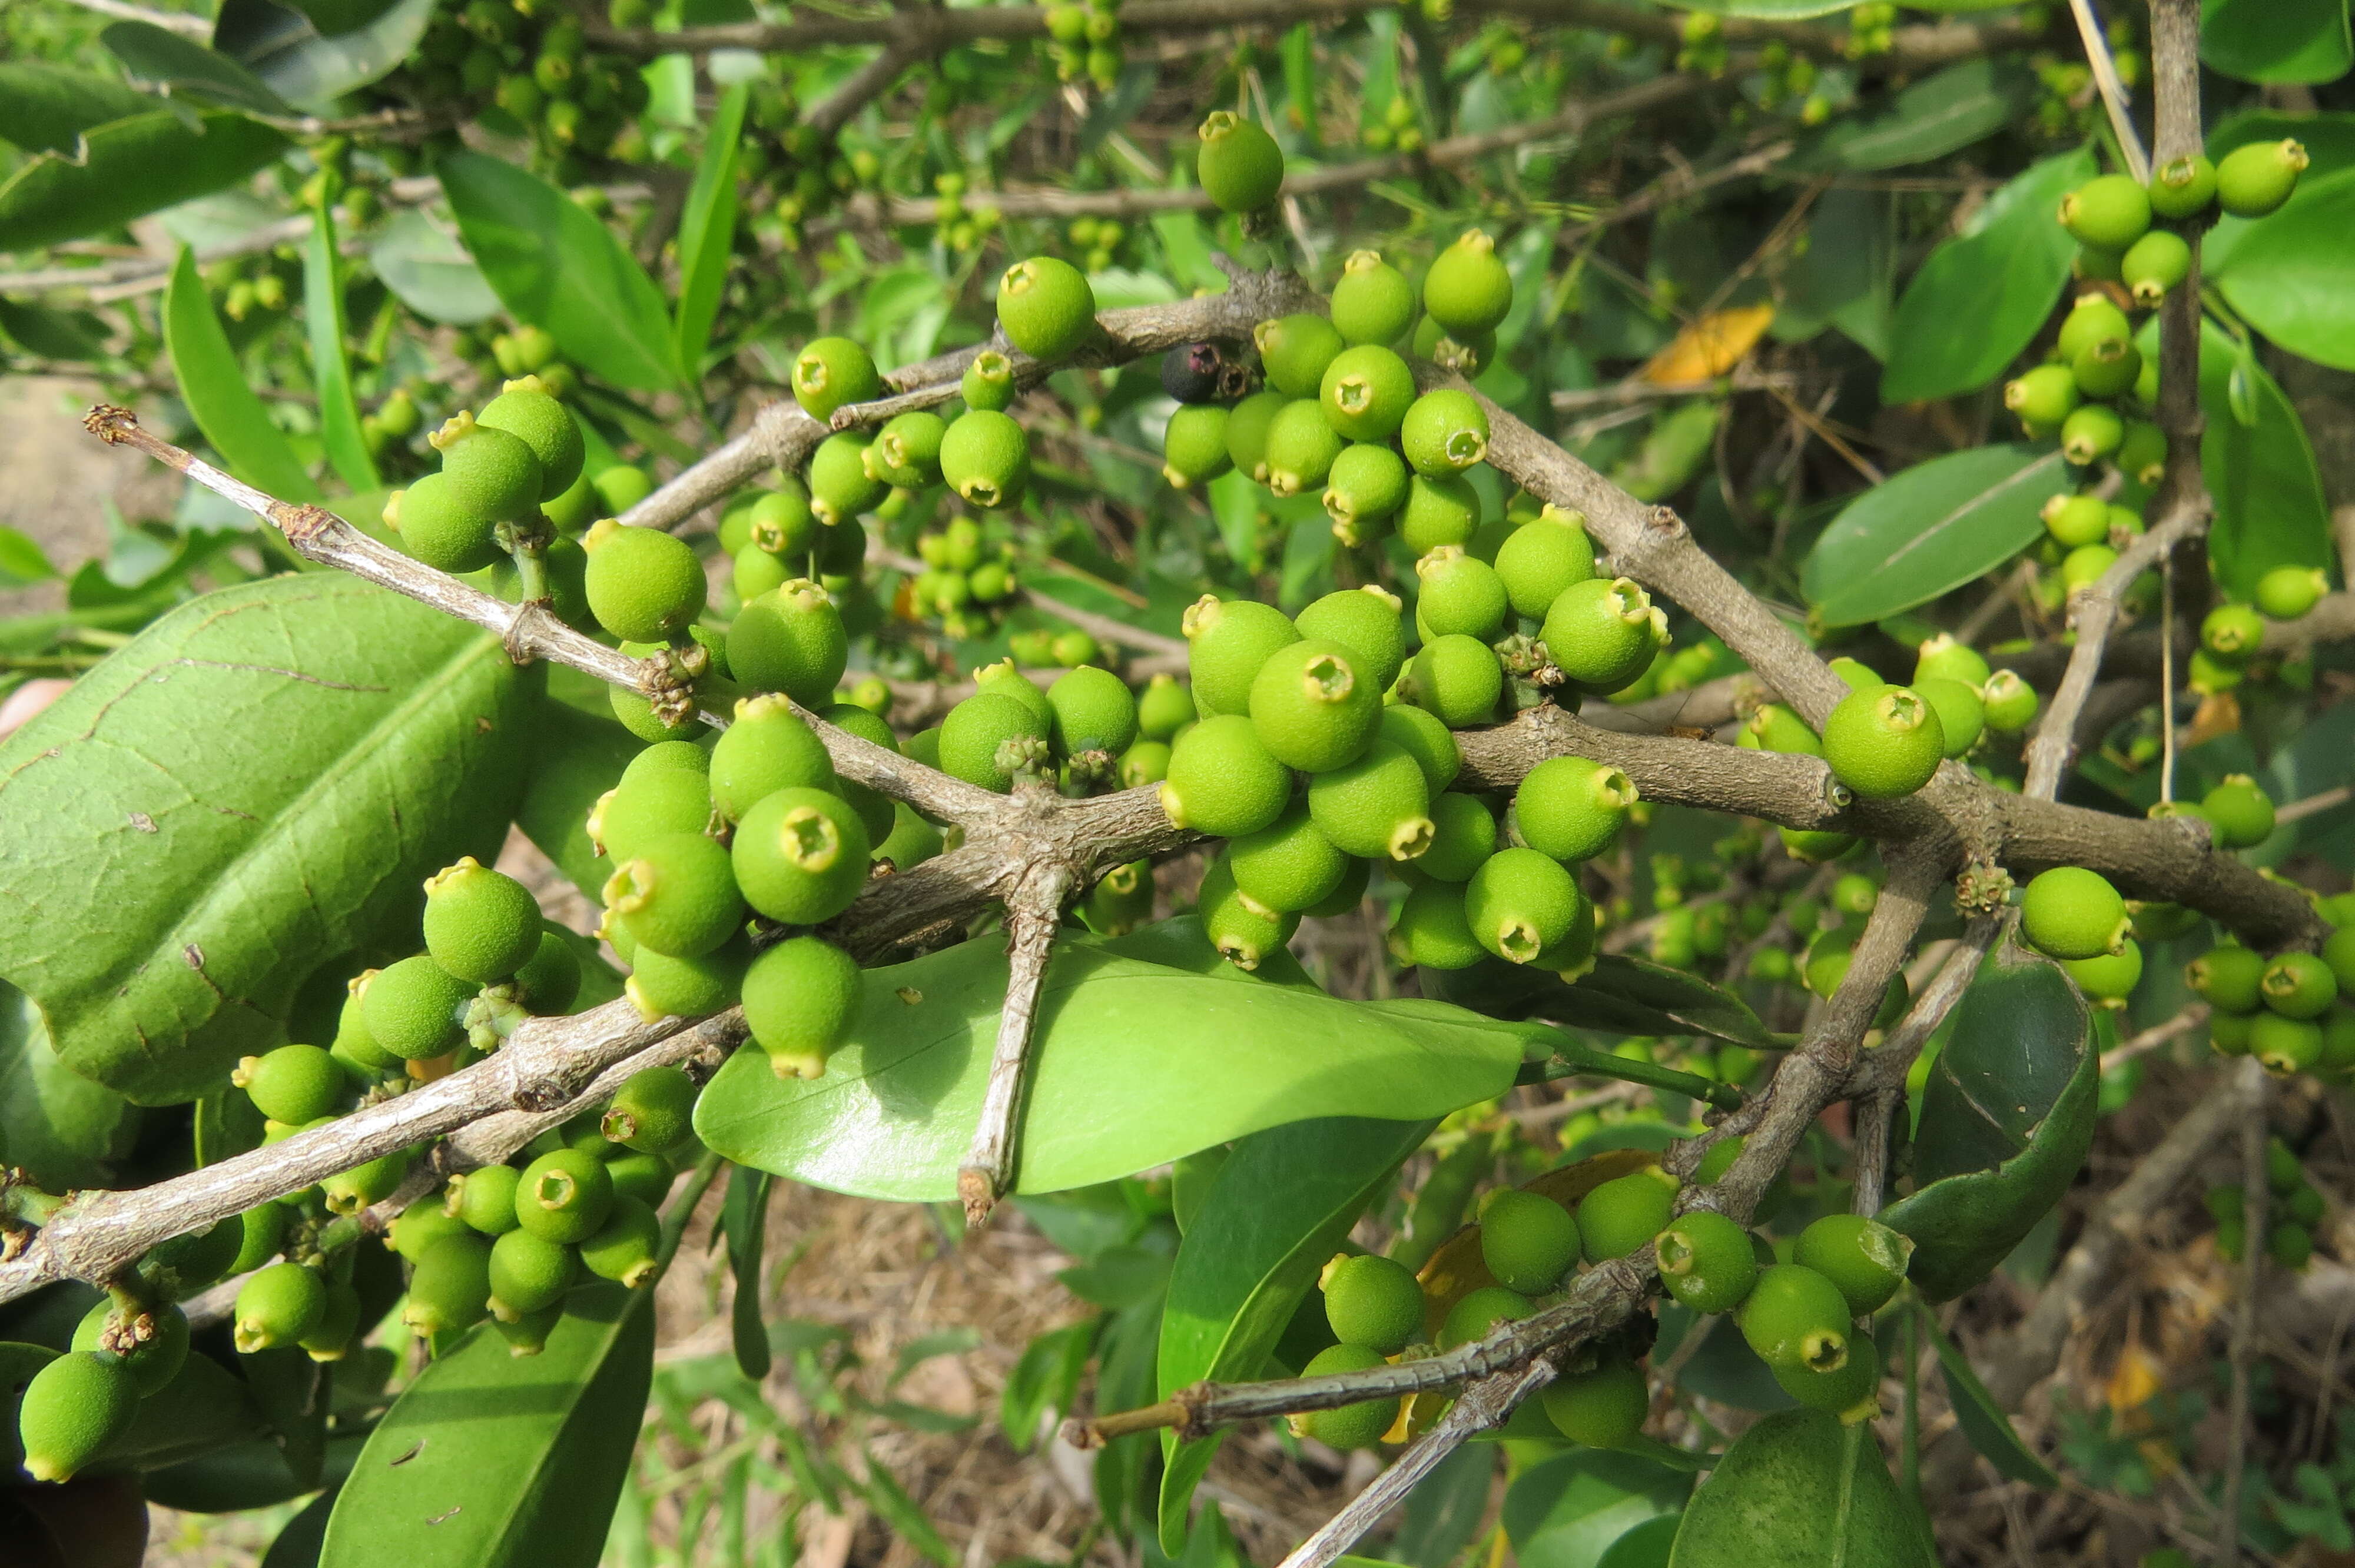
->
322;1285;653;1568
304;208;379;493
1566;956;1780;1048
218;0;434;102
0;575;532;1102
1880;944;2095;1301
1667;1310;1793;1413
695;920;1528;1202
0;300;108;363
1596;1517;1682;1568
722;1164;773;1381
1913;1302;2056;1487
0;64;155;154
1880;147;2095;404
165;247;321;504
2201;0;2351;84
1504;1449;1692;1568
97;1350;268;1472
0;979;132;1191
1802;444;2068;629
1156;1117;1431;1552
514;676;643;901
1667;1410;1930;1567
673;84;748;376
367;207;503;325
438;151;683;393
1798;59;2036;172
0;108;287;254
2152;318;2334;597
1391;1445;1497;1568
2214;168;2355;372
1773;186;1893;358
261;1488;338;1568
102;22;291;115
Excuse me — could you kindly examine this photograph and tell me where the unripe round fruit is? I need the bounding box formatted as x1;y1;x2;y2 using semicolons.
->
1117;742;1171;790
936;691;1048;794
1495;509;1596;618
2202;774;2277;848
2253;1011;2324;1075
1399;388;1490;478
1741;703;1820;756
404;1233;495;1338
624;936;747;1022
1424;229;1513;335
808;432;886;524
2064;939;2144;1004
583;520;706;643
1229;804;1349;914
2070;336;2141;400
2255;564;2327;620
1440;1283;1534;1349
1308;739;1434;862
2061;404;2125;466
592;465;654;513
1160;715;1292;838
143;1215;243;1299
2043;492;2111;549
2202;603;2265;660
940;408;1031;508
1330;250;1415;346
1541;1358;1647;1448
2262;951;2338;1021
1980;669;2039;732
732;786;871;925
997;256;1097;360
494;1303;562;1358
477;378;583;499
1478;1188;1580;1294
2190;944;2267;1014
422;857;543;983
1775;1328;1881;1418
1195;110;1283;212
18;1351;139;1483
516;1147;615;1243
360;955;470;1062
1322;442;1411;538
1401;473;1482;555
742;934;864;1079
2148;152;2217;218
1822;685;1944;799
731;582;848;707
1406;633;1505;727
866;410;946;489
1392;882;1487;969
2327;928;2355;995
449;1164;522;1236
391;1194;470;1265
602;1063;698;1153
1912;677;1984;759
1046;666;1137;759
1223;389;1288;483
607;1148;675;1210
1320;344;1415;444
1379;703;1462;794
488;1227;576;1320
234;1042;348;1125
1136;674;1197;742
434;414;544;523
1184;596;1302;716
1655;1210;1757;1314
236;1260;329;1353
1296;587;1407;694
1792;1213;1912;1316
1514;756;1638;864
1294;1343;1397;1449
1418;792;1498;882
1263;398;1346;497
2021;866;2130;960
1543;577;1661;693
73;1300;190;1396
1737;1262;1852;1373
709;696;832;823
1415;547;1507;641
323;1145;412;1215
2215;138;2307;218
961;348;1016;412
1199;856;1299;969
1575;1167;1679;1262
1255;314;1346;400
1162;403;1231;488
605;831;744;958
2120;229;2190;308
387;473;501;573
748;482;818;562
1465;847;1585;965
2004;363;2079;430
2059;173;2152;250
1250;639;1378;773
1321;1253;1424;1354
2056;294;2133;363
597;766;712;864
792;336;882;420
580;1195;662;1286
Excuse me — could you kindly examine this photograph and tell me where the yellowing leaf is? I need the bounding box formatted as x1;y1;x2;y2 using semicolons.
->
2105;1340;2163;1416
1640;304;1776;384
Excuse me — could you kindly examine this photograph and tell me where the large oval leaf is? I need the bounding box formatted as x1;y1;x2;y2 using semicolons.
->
1505;1450;1692;1568
321;1284;652;1568
515;677;646;902
694;921;1528;1202
1913;1301;2056;1487
437;151;684;393
1880;942;2095;1301
217;0;434;104
2214;168;2355;373
1880;148;2095;404
366;208;503;325
166;246;322;503
0;64;155;154
1797;58;2036;174
0;576;533;1102
0;979;132;1191
2201;0;2352;85
0;109;287;253
1668;1410;1931;1567
1156;1117;1431;1553
304;210;379;493
1802;444;2068;628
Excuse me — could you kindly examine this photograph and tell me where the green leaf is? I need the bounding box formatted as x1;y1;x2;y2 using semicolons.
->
0;526;59;586
2160;318;2334;598
0;575;533;1102
1773;187;1894;359
1002;1321;1095;1453
2201;0;2351;85
1504;1449;1692;1568
0;300;108;362
0;64;156;154
1797;58;2037;172
97;1350;269;1472
1596;1517;1681;1568
367;207;503;325
1669;0;1859;12
1565;955;1780;1049
1880;147;2096;404
2213;168;2355;372
165;246;321;503
101;22;293;116
1913;1302;2057;1487
694;920;1527;1202
515;679;644;901
321;1284;652;1568
721;1164;773;1382
0;109;287;254
673;85;748;377
1667;1410;1929;1567
1802;444;2068;629
1156;1117;1429;1552
0;979;132;1191
1879;943;2096;1301
304;208;380;493
218;0;435;102
1390;1444;1497;1568
438;151;684;393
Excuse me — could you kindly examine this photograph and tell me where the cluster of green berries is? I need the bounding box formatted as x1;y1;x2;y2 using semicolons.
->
15;1290;198;1484
398;0;651;172
2193;566;2333;696
1041;0;1129;91
383;374;593;584
2190;888;2355;1080
1358;95;1425;154
927;656;1157;798
905;516;1024;641
2208;1137;2327;1271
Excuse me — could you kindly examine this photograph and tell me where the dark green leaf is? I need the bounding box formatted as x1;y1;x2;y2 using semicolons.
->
1772;187;1893;358
1880;943;2096;1301
438;152;683;393
694;922;1527;1202
673;85;748;376
1797;59;2037;172
165;246;321;503
102;22;292;115
0;979;132;1194
1880;148;2095;404
2201;0;2351;85
305;208;379;493
1001;1321;1095;1453
0;109;287;254
1564;955;1780;1049
1156;1117;1429;1552
1596;1517;1682;1568
0;300;110;362
855;1454;956;1566
322;1285;653;1568
2214;168;2355;372
367;208;503;325
243;1347;326;1489
1673;0;1862;11
219;0;434;101
0;575;533;1102
0;64;155;154
515;677;643;901
1389;1444;1497;1568
1913;1302;2057;1487
722;1164;773;1381
96;1350;269;1473
262;1487;339;1568
1062;1244;1173;1310
1504;1449;1691;1568
277;0;406;36
1667;1410;1930;1567
1666;1310;1793;1413
1802;444;2068;629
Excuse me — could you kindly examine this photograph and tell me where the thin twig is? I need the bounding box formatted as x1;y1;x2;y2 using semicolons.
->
2067;0;2150;183
59;0;209;36
957;864;1074;1226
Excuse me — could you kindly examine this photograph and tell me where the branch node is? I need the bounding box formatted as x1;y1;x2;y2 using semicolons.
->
85;403;136;443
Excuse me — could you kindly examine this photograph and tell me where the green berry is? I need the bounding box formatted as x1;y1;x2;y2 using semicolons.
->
2201;603;2265;660
866;410;946;489
2064;939;2143;1004
1047;666;1138;759
1405;633;1504;727
1575;1167;1679;1262
2070;335;2141;400
1979;669;2038;732
2148;152;2216;218
937;408;1030;508
2021;866;2129;961
1399;388;1490;478
1229;803;1349;915
1195;110;1284;212
1478;1188;1580;1294
493;1303;562;1358
1162;403;1231;488
1330;250;1415;346
403;1233;495;1338
1543;577;1661;693
742;934;864;1079
808;431;885;526
2326;928;2355;995
433;413;544;523
1737;1262;1852;1373
1422;229;1513;335
1439;1284;1534;1349
1495;508;1596;618
595;765;712;865
449;1164;522;1236
1223;389;1288;484
515;1147;615;1243
1514;756;1638;864
2120;229;2190;308
1250;639;1379;773
2255;564;2327;620
233;1042;349;1125
1911;677;1983;759
1541;1358;1647;1447
731;581;848;708
387;472;501;573
476;377;583;500
1822;685;1945;799
792;336;882;420
2189;944;2267;1014
1418;792;1498;882
1198;855;1299;969
236;1260;328;1353
2203;773;2277;848
1792;1214;1912;1316
1654;1211;1757;1314
73;1300;190;1396
1774;1328;1880;1418
1322;444;1411;540
1740;703;1820;756
17;1352;139;1483
1321;1253;1425;1354
607;1148;676;1209
624;935;748;1021
709;695;833;822
389;1195;470;1268
1392;882;1487;969
2061;404;2124;466
2042;493;2111;549
1400;472;1482;555
1379;703;1462;794
1117;741;1170;790
604;830;744;959
1308;739;1434;861
1136;673;1197;741
141;1216;243;1300
323;1145;412;1215
2253;1011;2324;1075
2004;363;2079;430
1320;344;1415;443
1263;397;1346;497
1255;314;1346;400
938;691;1049;793
748;481;819;561
1464;846;1583;964
601;1064;698;1152
732;786;871;923
1296;587;1407;694
583;520;705;643
2055;294;2132;363
1160;714;1292;838
422;856;543;982
1414;547;1507;641
2215;138;2307;218
997;256;1096;360
306;1282;373;1363
1294;1343;1397;1449
360;954;470;1064
1184;595;1302;715
487;1227;576;1320
2059;173;2152;250
2262;951;2338;1021
961;348;1016;412
592;464;653;513
580;1195;662;1287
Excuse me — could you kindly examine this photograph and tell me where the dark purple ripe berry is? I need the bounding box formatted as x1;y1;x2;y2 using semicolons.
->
1160;343;1230;405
